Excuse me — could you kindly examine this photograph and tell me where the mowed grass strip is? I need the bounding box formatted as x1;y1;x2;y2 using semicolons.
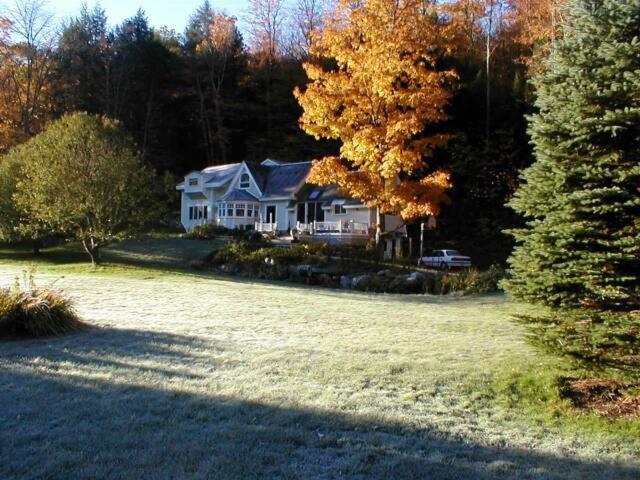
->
0;242;639;479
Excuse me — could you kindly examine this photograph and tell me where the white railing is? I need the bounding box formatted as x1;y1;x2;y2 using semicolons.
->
255;222;277;233
297;221;369;236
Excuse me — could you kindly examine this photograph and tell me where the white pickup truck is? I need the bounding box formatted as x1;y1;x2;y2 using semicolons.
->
417;249;472;269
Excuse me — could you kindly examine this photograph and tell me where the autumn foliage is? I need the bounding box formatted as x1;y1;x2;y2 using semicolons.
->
295;0;456;221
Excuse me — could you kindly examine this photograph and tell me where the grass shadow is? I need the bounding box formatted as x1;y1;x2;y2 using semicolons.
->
0;326;638;480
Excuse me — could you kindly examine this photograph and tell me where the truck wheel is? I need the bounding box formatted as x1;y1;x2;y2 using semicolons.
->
440;262;448;271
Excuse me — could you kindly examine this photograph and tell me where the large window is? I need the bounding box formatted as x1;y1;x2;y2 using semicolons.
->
334;204;347;215
240;173;250;189
219;202;258;218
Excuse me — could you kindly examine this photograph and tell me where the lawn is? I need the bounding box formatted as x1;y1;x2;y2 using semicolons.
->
1;239;638;479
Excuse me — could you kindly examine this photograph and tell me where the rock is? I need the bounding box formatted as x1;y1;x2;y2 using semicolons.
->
190;260;207;271
340;275;352;289
351;274;373;291
296;264;313;276
389;272;425;294
219;264;239;274
317;273;334;287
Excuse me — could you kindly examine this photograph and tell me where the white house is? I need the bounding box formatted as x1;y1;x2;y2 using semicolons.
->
177;159;406;251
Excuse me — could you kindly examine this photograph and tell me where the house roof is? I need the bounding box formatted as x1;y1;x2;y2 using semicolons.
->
179;160;314;200
221;189;260;202
297;184;364;207
261;162;312;198
203;163;241;187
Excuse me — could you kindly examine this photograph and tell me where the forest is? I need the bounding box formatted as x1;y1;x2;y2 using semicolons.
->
0;0;564;264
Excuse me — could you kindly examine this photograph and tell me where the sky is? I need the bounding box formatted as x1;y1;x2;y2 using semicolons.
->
50;0;250;33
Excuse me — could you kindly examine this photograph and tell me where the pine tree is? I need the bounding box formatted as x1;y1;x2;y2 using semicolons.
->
504;0;640;371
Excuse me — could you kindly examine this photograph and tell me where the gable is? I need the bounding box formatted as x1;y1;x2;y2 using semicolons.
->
227;162;263;199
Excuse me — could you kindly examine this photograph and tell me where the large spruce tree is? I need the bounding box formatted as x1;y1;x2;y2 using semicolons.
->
504;0;640;370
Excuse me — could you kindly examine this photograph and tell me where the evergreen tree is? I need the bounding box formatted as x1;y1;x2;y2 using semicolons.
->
504;0;640;370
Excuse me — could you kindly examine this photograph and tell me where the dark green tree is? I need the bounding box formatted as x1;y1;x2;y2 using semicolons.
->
504;0;640;371
55;4;110;114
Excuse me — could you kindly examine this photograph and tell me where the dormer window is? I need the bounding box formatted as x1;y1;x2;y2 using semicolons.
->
189;178;198;186
240;173;250;189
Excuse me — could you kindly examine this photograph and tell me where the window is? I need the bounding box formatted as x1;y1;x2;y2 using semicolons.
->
240;173;250;189
189;206;209;220
236;203;245;217
189;178;198;186
334;204;347;215
227;205;234;217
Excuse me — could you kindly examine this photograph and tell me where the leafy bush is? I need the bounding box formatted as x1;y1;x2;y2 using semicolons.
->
0;271;85;338
207;240;326;275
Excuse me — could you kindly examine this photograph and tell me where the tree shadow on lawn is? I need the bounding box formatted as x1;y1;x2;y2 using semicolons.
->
0;238;222;276
1;329;638;480
0;327;229;380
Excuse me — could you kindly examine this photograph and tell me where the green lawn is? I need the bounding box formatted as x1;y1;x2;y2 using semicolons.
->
0;239;638;479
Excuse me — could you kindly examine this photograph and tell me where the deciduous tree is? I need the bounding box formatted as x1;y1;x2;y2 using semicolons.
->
13;112;158;265
0;0;55;151
295;0;456;240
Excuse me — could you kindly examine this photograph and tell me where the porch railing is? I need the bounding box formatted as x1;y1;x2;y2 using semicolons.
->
297;221;369;236
255;222;277;233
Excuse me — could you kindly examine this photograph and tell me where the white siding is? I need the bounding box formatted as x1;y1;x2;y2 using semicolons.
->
260;201;291;231
324;206;371;225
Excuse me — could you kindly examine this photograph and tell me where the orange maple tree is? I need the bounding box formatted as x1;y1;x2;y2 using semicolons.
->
294;0;456;231
509;0;568;69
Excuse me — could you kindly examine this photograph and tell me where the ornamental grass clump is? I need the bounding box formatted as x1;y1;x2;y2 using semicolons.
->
0;272;85;338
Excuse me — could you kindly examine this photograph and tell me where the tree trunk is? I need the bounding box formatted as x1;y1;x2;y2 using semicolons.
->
32;239;41;256
81;238;100;267
375;207;386;259
485;28;491;151
213;90;227;164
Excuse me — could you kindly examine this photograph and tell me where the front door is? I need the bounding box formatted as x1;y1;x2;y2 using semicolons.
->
266;205;277;225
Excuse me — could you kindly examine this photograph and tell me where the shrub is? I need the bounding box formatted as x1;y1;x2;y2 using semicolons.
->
436;265;504;295
185;224;230;240
207;241;326;275
0;272;85;338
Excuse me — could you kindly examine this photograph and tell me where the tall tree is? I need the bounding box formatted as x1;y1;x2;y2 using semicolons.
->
285;0;327;59
55;4;110;114
0;0;55;150
108;9;177;165
186;8;244;164
246;0;287;138
295;0;456;241
504;0;640;369
510;0;568;71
